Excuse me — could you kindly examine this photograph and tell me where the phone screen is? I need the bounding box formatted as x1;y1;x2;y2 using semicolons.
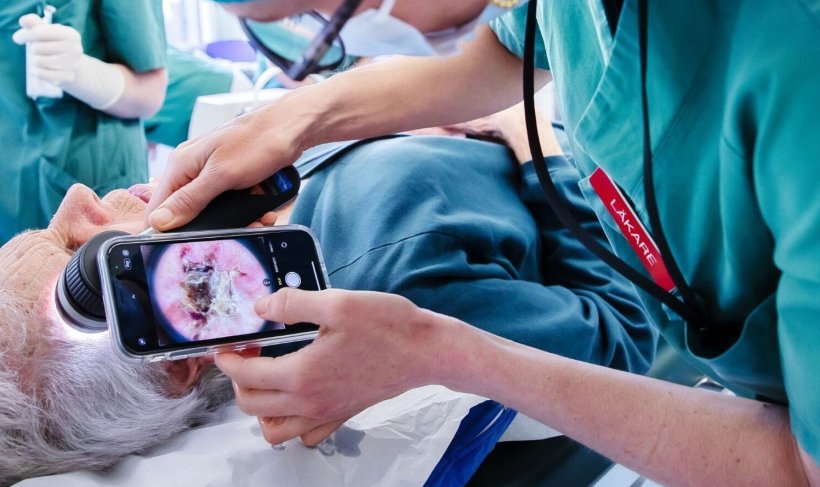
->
104;228;326;357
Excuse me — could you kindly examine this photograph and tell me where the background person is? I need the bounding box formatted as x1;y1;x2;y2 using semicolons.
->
145;46;253;150
148;1;820;485
0;1;168;245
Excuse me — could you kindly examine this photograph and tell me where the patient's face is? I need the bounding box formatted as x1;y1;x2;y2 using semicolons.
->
0;184;231;485
0;184;148;371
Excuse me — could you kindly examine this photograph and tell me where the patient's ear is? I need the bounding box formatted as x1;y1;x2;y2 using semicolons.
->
164;357;208;395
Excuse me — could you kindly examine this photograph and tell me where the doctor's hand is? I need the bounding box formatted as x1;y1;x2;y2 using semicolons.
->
442;103;562;164
215;288;462;446
13;14;83;86
146;103;304;232
13;14;128;111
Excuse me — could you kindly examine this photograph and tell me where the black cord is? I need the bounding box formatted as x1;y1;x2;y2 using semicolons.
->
239;0;362;81
637;0;745;353
637;0;707;327
523;0;702;326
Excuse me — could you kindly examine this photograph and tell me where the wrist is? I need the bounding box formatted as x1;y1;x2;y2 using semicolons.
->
62;55;125;111
275;84;338;153
415;309;488;394
432;314;547;403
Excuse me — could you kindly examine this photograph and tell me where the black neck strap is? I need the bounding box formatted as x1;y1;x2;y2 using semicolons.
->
636;0;706;325
522;0;706;328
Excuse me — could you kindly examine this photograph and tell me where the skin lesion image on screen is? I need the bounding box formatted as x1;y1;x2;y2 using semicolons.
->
143;238;282;344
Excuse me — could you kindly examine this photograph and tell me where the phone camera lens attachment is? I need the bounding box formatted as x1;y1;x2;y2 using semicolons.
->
55;230;128;333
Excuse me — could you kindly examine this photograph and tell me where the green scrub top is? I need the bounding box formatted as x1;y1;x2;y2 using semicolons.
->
0;0;166;244
492;0;820;463
145;48;235;148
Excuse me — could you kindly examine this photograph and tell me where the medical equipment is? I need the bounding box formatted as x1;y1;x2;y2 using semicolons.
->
25;5;62;99
55;166;302;334
188;88;290;140
98;225;326;362
522;0;739;351
238;0;509;81
240;1;361;81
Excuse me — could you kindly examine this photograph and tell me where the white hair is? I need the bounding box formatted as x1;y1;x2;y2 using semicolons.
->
0;291;233;486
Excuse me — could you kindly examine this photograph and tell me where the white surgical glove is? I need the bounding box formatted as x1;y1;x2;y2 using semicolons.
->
12;13;125;110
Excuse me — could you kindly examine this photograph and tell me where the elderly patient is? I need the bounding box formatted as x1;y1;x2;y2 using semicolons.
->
0;185;233;486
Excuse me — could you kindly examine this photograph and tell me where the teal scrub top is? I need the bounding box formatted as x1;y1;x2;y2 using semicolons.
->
0;0;166;244
145;48;235;148
492;0;820;463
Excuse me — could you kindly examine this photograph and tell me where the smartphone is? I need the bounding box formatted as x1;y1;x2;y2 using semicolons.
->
97;225;329;362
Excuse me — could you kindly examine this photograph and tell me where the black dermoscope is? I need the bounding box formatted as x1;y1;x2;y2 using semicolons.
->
54;166;301;333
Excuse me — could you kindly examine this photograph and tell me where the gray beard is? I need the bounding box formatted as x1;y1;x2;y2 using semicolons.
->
0;331;233;486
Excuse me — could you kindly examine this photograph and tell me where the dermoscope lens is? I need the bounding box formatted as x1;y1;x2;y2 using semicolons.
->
55;230;127;333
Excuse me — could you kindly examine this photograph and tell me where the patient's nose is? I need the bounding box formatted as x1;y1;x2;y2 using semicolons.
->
49;184;114;249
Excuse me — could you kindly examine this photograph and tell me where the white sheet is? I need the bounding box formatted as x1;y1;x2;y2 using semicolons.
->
17;386;486;487
16;385;561;487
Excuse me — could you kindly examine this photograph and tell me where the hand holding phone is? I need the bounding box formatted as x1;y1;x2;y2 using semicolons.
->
98;225;329;362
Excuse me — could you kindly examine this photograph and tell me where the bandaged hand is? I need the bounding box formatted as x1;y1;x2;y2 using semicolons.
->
13;13;125;110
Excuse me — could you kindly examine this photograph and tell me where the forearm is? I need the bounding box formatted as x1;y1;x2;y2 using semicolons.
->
103;66;167;119
396;276;652;373
439;325;815;486
279;26;549;151
61;56;167;119
376;236;652;372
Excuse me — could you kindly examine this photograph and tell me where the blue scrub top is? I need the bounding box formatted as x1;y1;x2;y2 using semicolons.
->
492;0;820;462
290;135;656;374
0;0;166;244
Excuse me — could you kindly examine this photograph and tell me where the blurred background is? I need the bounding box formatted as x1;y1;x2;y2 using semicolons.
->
150;0;558;178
